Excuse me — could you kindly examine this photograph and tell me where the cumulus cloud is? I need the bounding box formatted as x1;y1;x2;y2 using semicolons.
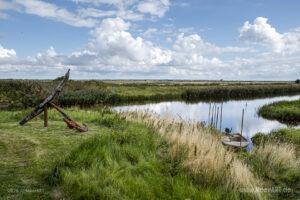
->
240;17;283;52
0;44;16;59
174;33;251;56
240;17;300;54
88;17;172;67
137;0;170;18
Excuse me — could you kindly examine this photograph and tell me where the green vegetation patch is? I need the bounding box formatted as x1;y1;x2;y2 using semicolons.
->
49;115;228;200
0;108;229;199
252;128;300;146
246;128;300;199
258;99;300;125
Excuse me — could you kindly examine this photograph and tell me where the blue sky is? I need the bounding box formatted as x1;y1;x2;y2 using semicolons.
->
0;0;299;80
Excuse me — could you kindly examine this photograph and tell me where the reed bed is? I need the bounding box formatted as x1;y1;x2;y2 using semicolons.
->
183;84;300;101
121;111;264;199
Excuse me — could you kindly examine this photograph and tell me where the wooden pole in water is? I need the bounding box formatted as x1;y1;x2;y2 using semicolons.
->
44;104;48;128
214;105;218;128
216;107;219;129
210;105;215;126
219;102;223;132
240;108;245;147
208;103;211;126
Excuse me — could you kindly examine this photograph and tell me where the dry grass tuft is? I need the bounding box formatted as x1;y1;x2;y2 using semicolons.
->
121;111;264;199
253;142;299;171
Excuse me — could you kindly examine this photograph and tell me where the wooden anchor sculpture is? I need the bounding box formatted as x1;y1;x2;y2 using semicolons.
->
19;69;88;132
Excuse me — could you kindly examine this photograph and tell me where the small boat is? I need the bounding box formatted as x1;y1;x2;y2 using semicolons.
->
221;133;249;148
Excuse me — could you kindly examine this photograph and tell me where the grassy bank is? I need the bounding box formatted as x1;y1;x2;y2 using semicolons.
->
258;99;300;125
248;128;300;199
1;79;300;109
1;107;299;199
0;108;242;199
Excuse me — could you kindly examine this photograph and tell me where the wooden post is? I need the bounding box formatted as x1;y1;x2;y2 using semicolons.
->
208;103;211;126
211;104;215;127
219;102;223;132
44;104;48;128
240;109;244;147
216;107;219;128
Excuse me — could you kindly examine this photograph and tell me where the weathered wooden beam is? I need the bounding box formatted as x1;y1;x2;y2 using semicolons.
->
19;69;70;125
44;105;48;127
50;102;88;132
49;102;71;120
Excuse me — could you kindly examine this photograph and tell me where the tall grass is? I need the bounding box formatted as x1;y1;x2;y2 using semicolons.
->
121;111;264;199
47;111;234;200
253;143;298;172
247;142;300;199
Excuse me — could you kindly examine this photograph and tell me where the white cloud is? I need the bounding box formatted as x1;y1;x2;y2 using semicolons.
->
78;8;116;18
173;33;251;56
137;0;170;18
88;17;172;66
15;0;97;27
0;44;16;59
240;17;300;54
240;17;284;53
72;0;136;8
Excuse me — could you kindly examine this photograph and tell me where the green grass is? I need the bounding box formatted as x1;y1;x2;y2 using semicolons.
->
258;99;300;125
252;128;300;146
246;128;300;199
0;108;235;199
1;106;299;199
0;108;103;199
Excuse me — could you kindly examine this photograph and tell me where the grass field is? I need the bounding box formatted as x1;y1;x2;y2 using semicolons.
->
1;107;299;199
0;108;238;199
258;99;300;125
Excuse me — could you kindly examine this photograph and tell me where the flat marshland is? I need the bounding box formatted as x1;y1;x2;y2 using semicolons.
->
0;80;300;199
1;79;300;108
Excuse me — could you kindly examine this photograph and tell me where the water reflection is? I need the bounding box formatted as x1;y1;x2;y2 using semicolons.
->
114;95;300;139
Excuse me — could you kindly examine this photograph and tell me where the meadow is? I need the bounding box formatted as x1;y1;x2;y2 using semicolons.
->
1;108;299;199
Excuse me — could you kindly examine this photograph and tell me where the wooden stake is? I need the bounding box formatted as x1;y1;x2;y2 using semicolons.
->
216;107;219;128
44;104;48;128
208;103;211;126
219;102;223;132
211;104;215;127
240;109;245;147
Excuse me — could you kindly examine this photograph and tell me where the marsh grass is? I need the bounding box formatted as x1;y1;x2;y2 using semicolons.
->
258;99;300;125
1;79;300;108
47;110;236;200
246;128;300;199
121;111;264;199
183;85;300;101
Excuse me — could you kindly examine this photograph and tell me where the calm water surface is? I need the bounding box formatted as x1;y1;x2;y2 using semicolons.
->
114;95;300;141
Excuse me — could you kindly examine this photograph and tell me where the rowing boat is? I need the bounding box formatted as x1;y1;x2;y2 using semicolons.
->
221;133;249;148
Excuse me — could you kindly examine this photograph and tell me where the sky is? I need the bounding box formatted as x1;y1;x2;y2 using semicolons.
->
0;0;299;80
